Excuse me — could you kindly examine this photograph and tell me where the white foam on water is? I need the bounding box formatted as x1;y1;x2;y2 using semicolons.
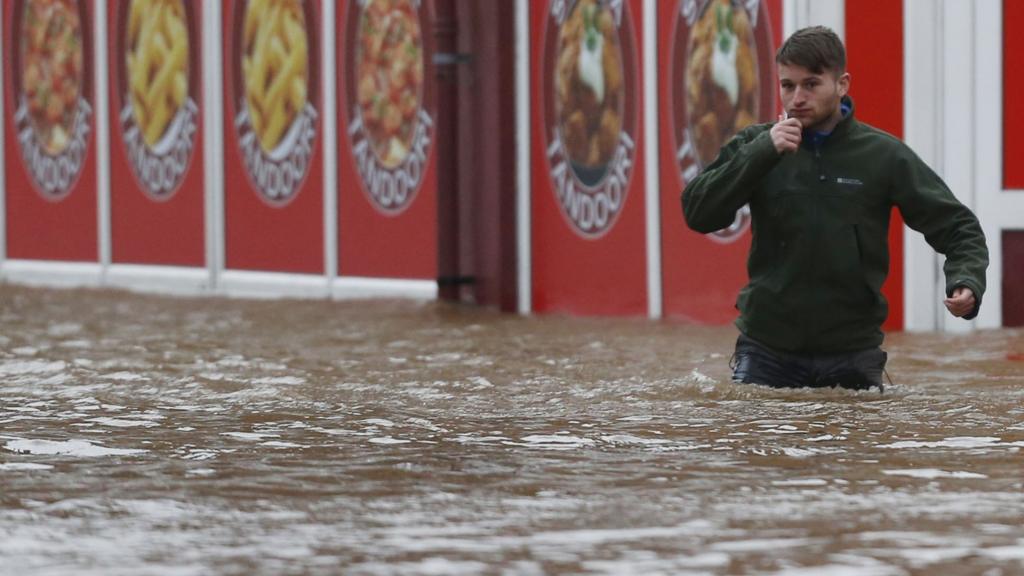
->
262;441;304;448
12;346;39;356
771;478;829;487
0;360;66;376
361;419;396;428
515;435;597;450
3;438;147;457
879;436;1005;449
47;322;82;336
368;436;411;445
251;376;306;386
711;537;825;553
102;371;150;382
599;434;671;446
87;417;159;428
882;469;988;479
978;544;1024;560
221;432;279;441
0;462;54;471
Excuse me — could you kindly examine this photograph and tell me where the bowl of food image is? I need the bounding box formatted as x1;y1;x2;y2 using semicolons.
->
355;0;424;170
685;0;759;167
241;0;310;157
125;0;190;153
554;0;624;188
20;0;84;155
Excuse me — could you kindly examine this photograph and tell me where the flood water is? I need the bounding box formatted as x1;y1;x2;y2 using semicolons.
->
1;284;1022;575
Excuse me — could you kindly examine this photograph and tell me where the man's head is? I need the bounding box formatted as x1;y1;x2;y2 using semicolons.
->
775;26;850;131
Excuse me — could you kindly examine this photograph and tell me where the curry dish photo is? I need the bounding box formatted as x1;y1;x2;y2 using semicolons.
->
20;0;84;155
555;0;624;185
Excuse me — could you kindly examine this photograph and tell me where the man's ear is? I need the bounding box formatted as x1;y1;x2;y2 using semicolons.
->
838;72;851;97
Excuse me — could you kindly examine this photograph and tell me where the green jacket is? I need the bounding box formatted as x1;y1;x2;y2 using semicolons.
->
683;98;988;353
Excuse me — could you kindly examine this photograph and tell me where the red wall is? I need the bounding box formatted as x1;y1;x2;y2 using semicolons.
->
108;0;204;266
846;0;904;331
660;0;782;324
336;0;438;279
1005;0;1024;189
530;0;647;316
222;0;324;274
4;0;98;262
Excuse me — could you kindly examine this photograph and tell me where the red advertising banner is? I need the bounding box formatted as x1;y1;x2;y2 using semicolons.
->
3;0;97;261
531;0;647;316
1004;0;1024;190
846;0;903;331
336;0;437;279
659;0;781;323
222;0;323;273
108;0;204;266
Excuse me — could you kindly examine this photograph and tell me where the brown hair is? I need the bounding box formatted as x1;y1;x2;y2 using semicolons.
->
776;26;846;75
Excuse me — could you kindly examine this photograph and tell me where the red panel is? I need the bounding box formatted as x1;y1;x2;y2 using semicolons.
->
659;0;782;323
4;0;98;261
108;0;204;266
1003;231;1024;326
336;0;437;279
531;0;646;316
846;0;904;331
1005;0;1024;189
222;0;324;273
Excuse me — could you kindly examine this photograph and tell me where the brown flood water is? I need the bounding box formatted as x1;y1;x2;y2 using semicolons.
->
1;284;1022;575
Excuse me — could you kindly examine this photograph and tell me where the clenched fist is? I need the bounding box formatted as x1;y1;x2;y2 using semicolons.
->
771;115;802;155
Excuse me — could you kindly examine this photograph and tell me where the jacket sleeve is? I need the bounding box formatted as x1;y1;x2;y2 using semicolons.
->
682;126;780;234
891;146;989;319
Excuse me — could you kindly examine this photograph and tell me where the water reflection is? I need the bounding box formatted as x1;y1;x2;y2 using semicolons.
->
1;285;1022;575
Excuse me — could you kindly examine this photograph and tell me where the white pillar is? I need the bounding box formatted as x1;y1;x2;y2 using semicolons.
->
515;0;532;314
784;0;845;39
644;0;662;319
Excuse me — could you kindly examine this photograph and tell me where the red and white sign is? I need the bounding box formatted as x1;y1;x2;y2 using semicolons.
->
531;0;647;315
3;0;98;261
659;0;781;323
109;0;205;266
222;0;324;273
337;0;437;279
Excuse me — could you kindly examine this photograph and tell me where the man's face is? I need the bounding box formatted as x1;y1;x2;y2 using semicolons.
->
778;63;849;130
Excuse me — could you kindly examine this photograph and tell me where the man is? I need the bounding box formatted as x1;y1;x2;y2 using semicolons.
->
682;26;988;391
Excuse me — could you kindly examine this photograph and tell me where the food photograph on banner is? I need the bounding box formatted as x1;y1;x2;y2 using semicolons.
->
659;0;781;323
3;0;98;261
531;0;647;315
223;0;324;274
110;0;205;266
337;0;438;280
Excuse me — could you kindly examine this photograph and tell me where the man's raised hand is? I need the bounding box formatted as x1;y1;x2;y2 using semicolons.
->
771;115;802;154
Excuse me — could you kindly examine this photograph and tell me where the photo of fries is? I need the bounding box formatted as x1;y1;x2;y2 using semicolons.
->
20;0;85;155
242;0;309;153
126;0;189;148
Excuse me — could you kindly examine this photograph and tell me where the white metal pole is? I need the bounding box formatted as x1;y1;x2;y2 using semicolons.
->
96;0;111;279
323;0;338;286
643;0;661;319
515;0;532;315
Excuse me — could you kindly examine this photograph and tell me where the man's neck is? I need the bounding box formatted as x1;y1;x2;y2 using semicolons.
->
809;106;845;135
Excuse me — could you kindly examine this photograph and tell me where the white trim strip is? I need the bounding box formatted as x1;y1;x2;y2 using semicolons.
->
96;0;111;276
219;270;330;299
205;0;225;289
515;0;532;314
105;264;211;295
331;277;438;300
974;0;1003;329
902;0;940;331
323;0;338;283
643;0;661;319
0;261;103;287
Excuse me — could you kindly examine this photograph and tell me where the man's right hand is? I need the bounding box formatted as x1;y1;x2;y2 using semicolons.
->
771;115;802;154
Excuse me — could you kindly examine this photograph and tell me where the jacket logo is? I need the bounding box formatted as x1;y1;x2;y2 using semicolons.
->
836;177;864;186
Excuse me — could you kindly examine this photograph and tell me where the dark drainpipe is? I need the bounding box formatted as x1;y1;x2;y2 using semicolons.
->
433;0;474;301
